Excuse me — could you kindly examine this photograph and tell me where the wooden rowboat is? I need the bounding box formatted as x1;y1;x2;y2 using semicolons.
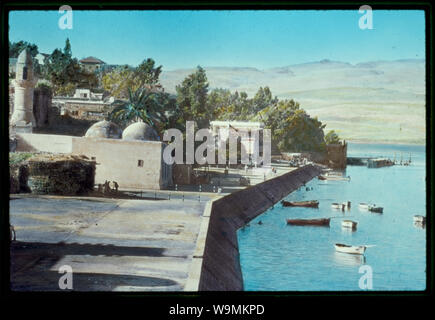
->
281;200;319;208
335;243;367;255
368;206;383;213
286;218;330;226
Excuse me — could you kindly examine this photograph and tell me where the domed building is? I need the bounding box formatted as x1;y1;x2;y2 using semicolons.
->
122;121;160;141
85;120;122;139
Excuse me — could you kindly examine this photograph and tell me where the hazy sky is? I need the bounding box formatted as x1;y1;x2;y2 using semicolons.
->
9;10;425;70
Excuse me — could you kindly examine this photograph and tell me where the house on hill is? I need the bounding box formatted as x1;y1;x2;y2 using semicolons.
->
79;56;106;72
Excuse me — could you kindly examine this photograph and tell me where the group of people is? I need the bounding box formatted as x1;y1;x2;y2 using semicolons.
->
97;180;119;194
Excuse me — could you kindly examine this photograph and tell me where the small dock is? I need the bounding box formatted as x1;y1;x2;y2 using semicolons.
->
348;154;412;168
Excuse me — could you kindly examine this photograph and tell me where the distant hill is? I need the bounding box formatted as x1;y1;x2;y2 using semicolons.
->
160;59;425;144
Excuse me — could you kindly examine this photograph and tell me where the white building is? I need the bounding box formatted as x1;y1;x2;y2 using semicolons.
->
210;121;266;166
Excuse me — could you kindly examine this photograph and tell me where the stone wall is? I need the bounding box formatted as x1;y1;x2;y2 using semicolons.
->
72;137;172;190
15;133;172;190
16;133;74;153
26;154;95;195
326;141;347;169
10;163;30;194
197;164;321;291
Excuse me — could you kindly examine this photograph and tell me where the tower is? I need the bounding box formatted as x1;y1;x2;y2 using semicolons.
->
10;49;37;133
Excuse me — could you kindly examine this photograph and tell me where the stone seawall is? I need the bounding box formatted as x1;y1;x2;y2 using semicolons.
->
197;164;322;291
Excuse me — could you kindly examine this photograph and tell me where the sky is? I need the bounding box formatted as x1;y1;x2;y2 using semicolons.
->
9;10;425;70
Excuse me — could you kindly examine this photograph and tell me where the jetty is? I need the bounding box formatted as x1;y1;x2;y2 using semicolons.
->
348;153;412;168
367;158;395;168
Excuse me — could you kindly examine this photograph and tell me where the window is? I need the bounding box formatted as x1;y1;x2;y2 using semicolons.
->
138;160;144;167
91;157;96;161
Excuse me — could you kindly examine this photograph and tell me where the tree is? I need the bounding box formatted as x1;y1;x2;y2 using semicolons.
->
102;58;163;99
208;89;253;121
135;58;162;87
251;86;278;114
176;66;210;128
325;130;341;144
258;99;326;152
9;41;38;58
109;87;166;130
43;38;98;95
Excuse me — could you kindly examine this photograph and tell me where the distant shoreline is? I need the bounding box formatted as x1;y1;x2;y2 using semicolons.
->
346;140;425;146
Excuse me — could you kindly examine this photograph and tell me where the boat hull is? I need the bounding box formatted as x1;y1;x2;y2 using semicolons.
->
331;203;345;210
281;200;319;208
369;206;383;213
358;203;370;210
286;218;330;226
342;220;358;229
335;244;366;255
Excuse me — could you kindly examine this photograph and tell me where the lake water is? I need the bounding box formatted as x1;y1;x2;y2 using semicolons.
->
238;143;427;291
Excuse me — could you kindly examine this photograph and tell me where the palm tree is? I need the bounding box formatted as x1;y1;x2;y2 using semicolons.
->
109;87;167;129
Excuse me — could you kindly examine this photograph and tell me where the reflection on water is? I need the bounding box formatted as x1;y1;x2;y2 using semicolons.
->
341;226;357;234
238;143;426;291
333;251;366;267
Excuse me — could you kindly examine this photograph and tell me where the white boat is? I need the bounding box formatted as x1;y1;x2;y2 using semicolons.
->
331;202;343;209
413;215;426;223
342;201;351;210
335;243;367;255
342;220;358;229
359;203;371;210
333;251;366;266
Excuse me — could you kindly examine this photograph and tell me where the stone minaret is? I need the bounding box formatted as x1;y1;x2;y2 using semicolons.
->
10;49;37;132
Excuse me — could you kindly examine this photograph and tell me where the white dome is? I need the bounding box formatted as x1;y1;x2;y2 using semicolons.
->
122;122;159;141
85;120;122;139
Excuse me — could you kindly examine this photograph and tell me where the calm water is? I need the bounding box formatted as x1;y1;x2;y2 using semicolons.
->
238;143;426;291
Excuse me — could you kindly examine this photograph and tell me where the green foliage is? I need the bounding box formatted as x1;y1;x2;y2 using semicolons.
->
9;41;38;58
42;38;98;95
109;87;167;131
252;86;278;114
102;59;162;99
176;66;210;128
325;130;341;144
9;152;34;165
256;99;326;152
36;82;52;94
135;58;162;87
208;89;252;120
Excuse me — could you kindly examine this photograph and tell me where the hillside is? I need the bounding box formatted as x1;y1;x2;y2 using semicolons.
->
160;59;426;144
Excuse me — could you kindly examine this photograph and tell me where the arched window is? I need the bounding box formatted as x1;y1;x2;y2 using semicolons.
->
22;66;28;80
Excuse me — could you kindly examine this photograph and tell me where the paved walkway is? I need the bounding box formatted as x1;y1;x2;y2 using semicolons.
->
9;163;297;291
10;195;215;291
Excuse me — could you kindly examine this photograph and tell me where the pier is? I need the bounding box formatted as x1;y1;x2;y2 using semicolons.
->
347;154;411;168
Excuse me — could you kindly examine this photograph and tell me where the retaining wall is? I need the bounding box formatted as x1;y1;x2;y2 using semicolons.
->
197;164;322;291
